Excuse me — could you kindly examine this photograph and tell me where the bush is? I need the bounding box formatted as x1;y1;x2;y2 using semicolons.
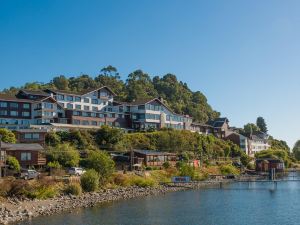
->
113;174;129;186
85;151;115;182
26;186;58;199
6;156;20;172
179;163;195;179
47;144;80;168
80;169;100;192
162;162;170;169
131;177;155;187
220;164;240;175
65;183;82;196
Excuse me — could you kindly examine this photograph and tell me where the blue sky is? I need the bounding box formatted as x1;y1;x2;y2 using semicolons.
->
0;0;299;147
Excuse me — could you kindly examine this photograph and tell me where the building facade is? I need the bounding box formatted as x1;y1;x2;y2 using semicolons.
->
0;87;193;132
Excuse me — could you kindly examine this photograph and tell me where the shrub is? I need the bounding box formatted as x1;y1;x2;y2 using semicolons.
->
6;156;20;172
113;174;130;186
162;162;170;169
47;144;80;168
85;151;115;181
179;163;195;179
65;183;82;196
220;164;240;175
131;177;155;187
80;169;100;192
26;186;58;199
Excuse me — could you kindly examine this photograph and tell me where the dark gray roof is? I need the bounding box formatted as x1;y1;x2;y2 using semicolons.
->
20;89;50;96
206;117;229;128
45;86;116;96
0;142;44;151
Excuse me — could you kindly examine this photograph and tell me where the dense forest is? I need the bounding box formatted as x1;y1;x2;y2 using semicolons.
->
1;66;219;123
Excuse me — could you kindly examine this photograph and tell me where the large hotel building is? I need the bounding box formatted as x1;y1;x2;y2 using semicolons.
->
0;87;194;132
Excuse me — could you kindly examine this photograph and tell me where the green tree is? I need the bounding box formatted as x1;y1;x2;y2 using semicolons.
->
293;140;300;160
45;132;61;146
0;129;16;143
243;123;260;134
85;151;115;181
6;156;20;172
47;144;80;168
95;126;124;149
52;75;69;90
80;169;100;192
256;117;268;133
95;66;126;100
126;70;157;101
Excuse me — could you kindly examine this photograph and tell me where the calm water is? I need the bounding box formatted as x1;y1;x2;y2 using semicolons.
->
18;173;300;225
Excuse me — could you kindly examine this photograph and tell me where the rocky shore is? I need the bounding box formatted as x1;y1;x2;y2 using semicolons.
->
0;181;227;225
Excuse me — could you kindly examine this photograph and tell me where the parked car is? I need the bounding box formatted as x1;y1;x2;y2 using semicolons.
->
68;167;86;176
20;169;40;180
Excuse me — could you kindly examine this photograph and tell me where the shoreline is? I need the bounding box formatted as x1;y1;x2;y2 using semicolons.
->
0;181;227;225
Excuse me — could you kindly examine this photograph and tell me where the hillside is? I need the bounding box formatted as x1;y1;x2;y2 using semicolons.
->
1;66;220;123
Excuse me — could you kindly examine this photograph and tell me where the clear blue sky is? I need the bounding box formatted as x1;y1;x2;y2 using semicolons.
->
0;0;299;147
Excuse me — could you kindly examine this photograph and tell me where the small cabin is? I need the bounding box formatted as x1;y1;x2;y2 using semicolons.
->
1;142;46;168
255;158;285;173
133;150;177;167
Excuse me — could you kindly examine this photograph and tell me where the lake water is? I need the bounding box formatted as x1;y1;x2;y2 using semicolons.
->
18;172;300;225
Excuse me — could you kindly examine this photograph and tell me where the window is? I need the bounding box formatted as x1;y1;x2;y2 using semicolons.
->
100;91;107;97
84;106;90;111
57;94;65;100
92;106;98;111
91;121;97;126
44;103;53;109
82;120;89;125
138;105;145;110
21;152;31;161
119;106;123;112
75;105;81;110
75;96;81;102
67;103;73;109
23;103;30;109
92;99;98;104
0;110;8;116
108;113;114;118
93;91;98;96
84;98;89;103
73;111;80;116
73;120;80;125
81;112;87;117
91;112;96;117
67;96;74;101
0;102;8;107
99;114;104;118
118;114;123;118
32;133;39;139
10;103;19;108
22;111;30;117
10;111;18;116
24;133;40;139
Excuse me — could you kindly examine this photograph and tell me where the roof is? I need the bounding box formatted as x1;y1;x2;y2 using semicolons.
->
191;122;213;128
0;94;35;103
45;86;116;96
0;142;44;151
256;158;283;163
20;89;50;96
133;149;176;156
206;117;229;128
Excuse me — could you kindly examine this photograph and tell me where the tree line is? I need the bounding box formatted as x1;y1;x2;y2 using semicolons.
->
1;66;219;123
